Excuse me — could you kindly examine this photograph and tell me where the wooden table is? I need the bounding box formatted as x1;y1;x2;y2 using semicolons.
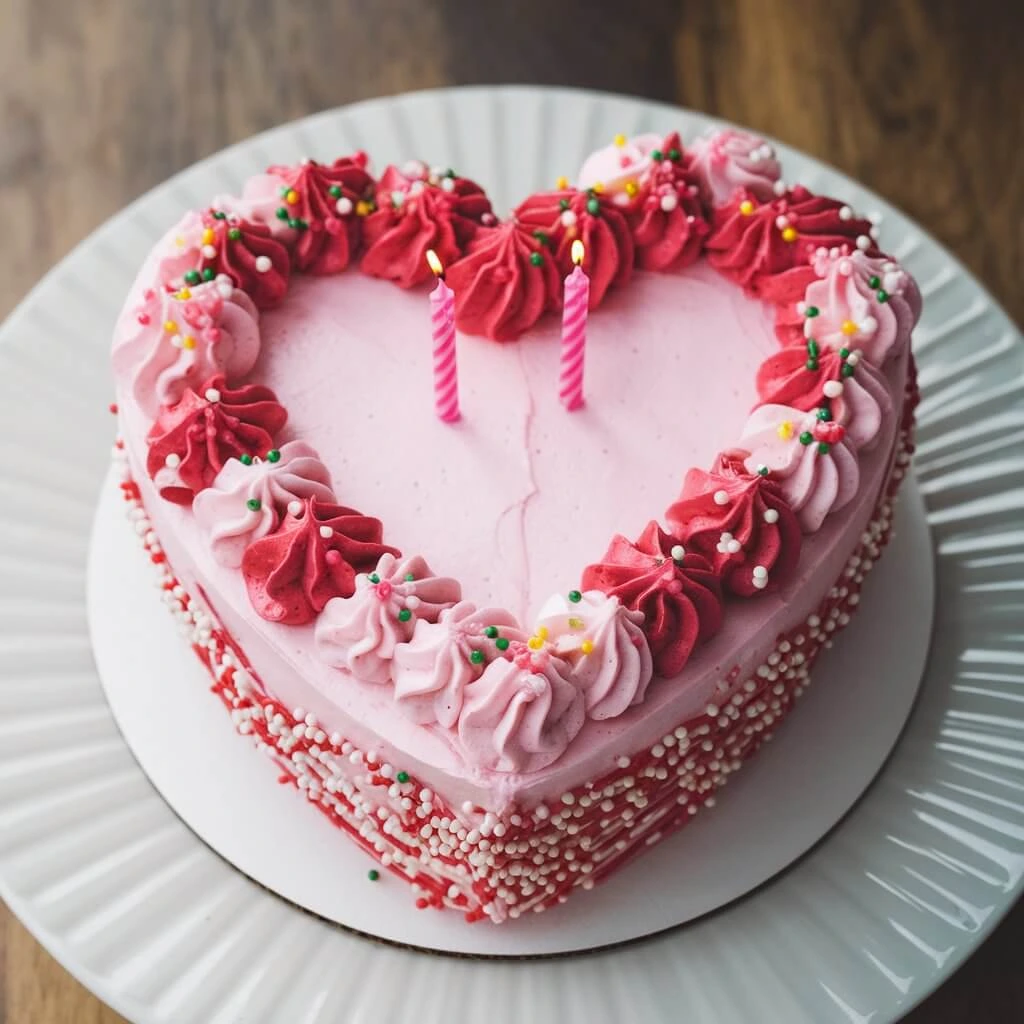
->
1;1;1021;1020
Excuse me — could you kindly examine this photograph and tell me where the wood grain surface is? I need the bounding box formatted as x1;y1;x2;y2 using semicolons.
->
1;1;1021;1021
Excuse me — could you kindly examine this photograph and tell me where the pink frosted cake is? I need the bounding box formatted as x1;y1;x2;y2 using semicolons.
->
110;128;920;923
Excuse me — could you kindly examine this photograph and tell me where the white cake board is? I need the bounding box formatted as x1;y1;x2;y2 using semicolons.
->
87;467;934;957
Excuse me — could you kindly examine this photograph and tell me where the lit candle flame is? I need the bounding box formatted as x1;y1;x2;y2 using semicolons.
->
425;249;444;277
571;239;585;267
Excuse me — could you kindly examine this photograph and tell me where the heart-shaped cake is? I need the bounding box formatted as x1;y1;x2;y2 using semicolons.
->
110;128;920;923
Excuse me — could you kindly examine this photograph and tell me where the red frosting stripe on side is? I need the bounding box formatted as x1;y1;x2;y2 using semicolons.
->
242;497;399;625
665;451;802;598
513;189;634;308
268;158;376;274
145;374;288;506
581;521;723;678
446;222;560;341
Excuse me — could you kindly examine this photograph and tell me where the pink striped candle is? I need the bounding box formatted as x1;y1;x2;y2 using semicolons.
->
426;249;460;423
559;239;589;411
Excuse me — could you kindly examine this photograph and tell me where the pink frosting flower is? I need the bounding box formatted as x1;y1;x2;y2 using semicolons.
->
457;648;585;773
536;591;653;720
575;132;663;198
315;553;461;685
192;441;335;567
392;601;527;728
687;128;783;206
740;405;859;533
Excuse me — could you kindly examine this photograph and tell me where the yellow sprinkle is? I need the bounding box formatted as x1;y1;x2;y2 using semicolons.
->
592;181;605;194
841;319;858;336
624;181;639;198
568;617;584;630
182;335;196;350
613;133;627;147
174;235;186;248
527;636;544;651
556;175;569;190
202;228;215;245
355;200;371;216
777;420;794;440
739;199;754;216
176;288;191;300
536;625;549;641
781;226;798;243
580;640;595;655
285;188;299;205
163;320;178;334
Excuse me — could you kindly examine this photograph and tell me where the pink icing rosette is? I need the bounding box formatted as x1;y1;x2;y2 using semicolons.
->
686;128;782;206
315;553;461;685
457;647;585;773
113;278;261;419
788;249;920;365
536;591;653;720
575;132;663;200
740;405;859;533
192;441;335;567
392;602;527;728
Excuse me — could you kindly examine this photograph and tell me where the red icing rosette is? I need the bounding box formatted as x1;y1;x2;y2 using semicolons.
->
513;189;634;308
664;451;802;597
242;497;399;625
146;374;288;506
446;222;560;341
581;521;723;677
360;164;494;288
628;153;708;271
266;157;375;274
756;343;849;411
197;212;291;309
705;187;876;298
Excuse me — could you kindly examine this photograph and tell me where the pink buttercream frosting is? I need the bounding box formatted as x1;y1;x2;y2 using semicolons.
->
457;648;585;773
575;132;663;198
740;405;859;533
687;128;782;206
392;602;527;728
112;279;261;419
192;441;335;567
315;553;461;685
536;591;653;720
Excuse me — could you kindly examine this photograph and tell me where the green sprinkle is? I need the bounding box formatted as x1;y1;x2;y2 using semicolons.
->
798;431;814;446
484;626;499;639
806;339;820;357
280;185;291;198
841;362;856;378
816;406;832;421
470;649;485;665
876;289;889;302
817;441;831;455
568;590;582;603
532;229;550;247
838;347;850;359
201;267;216;281
246;497;262;511
396;770;410;783
227;227;242;241
398;608;412;622
266;448;281;463
276;206;290;221
239;453;253;465
211;210;227;220
559;198;570;211
586;197;601;216
529;251;544;266
668;147;681;161
805;306;819;318
329;185;342;199
650;149;663;161
757;465;770;476
495;637;510;651
369;573;380;584
368;869;380;881
404;572;415;581
805;358;819;371
868;276;881;289
183;269;201;286
287;217;303;230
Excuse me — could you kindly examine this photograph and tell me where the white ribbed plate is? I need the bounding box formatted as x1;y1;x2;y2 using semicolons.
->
1;86;1022;1024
